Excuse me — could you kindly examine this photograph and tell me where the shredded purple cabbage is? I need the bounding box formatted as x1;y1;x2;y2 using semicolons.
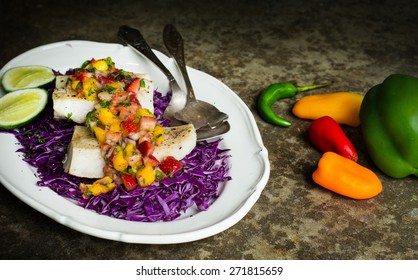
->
1;80;231;222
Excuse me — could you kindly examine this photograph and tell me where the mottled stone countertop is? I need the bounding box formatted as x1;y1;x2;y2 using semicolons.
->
0;0;417;259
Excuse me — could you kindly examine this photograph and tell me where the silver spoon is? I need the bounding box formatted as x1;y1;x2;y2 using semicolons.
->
163;24;229;130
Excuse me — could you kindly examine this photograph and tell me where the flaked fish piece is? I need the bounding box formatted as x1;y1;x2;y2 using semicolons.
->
63;125;105;178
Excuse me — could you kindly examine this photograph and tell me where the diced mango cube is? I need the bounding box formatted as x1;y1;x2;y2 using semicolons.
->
125;143;136;156
113;146;128;172
136;162;155;187
93;126;106;143
80;176;116;196
92;60;109;71
83;77;99;101
97;108;118;126
109;120;121;132
71;80;80;90
137;108;155;117
152;124;165;146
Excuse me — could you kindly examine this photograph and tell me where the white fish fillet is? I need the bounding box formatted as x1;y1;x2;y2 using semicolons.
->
63;124;196;179
153;124;197;162
52;74;155;124
52;76;95;124
63;125;105;178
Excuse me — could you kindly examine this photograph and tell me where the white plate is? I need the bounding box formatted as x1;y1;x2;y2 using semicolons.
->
0;41;270;244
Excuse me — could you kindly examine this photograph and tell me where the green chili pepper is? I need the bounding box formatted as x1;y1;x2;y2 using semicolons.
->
257;82;330;127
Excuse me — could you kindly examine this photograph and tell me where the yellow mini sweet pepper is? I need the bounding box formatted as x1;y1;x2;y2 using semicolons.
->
292;92;364;127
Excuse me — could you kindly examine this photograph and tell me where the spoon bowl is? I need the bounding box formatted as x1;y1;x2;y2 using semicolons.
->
197;120;230;141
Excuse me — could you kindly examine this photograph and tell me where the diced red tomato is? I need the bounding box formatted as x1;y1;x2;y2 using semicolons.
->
159;156;183;176
139;116;157;131
121;174;137;191
137;140;155;157
127;77;140;94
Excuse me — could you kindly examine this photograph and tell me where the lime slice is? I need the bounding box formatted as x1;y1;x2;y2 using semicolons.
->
0;88;48;129
1;65;55;92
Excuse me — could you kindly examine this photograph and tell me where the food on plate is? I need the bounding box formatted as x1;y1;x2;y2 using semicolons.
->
53;57;199;195
0;88;48;129
257;81;329;127
312;151;382;199
309;116;358;162
0;57;231;222
292;92;364;127
1;65;55;92
360;74;418;178
52;57;154;124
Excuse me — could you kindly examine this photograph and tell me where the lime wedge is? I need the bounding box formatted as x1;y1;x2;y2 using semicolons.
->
1;65;55;92
0;88;48;129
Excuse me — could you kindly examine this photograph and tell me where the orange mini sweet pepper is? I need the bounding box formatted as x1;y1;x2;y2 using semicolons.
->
312;152;382;199
292;92;364;127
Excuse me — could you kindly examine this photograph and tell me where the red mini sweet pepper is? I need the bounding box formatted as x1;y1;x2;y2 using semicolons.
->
309;116;358;161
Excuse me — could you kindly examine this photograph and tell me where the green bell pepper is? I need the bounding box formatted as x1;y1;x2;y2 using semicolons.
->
360;74;418;178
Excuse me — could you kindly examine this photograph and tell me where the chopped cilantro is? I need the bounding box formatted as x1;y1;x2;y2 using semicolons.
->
37;135;46;144
66;112;73;121
114;70;131;80
104;85;117;93
155;170;165;181
85;111;97;127
117;100;131;107
80;60;90;69
99;100;112;108
105;57;115;68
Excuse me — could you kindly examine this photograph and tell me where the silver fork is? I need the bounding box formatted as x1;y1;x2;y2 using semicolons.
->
117;25;230;140
118;25;187;120
162;24;229;130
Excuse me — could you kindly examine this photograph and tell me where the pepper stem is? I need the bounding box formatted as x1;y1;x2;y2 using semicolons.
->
296;83;330;93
